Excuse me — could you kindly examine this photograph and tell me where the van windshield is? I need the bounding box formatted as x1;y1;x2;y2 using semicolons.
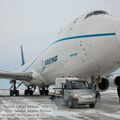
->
69;81;91;89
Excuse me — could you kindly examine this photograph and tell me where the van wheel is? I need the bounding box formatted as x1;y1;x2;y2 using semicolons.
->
89;103;95;108
68;100;74;108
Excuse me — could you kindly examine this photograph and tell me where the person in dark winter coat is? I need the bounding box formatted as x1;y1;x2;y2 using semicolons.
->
117;86;120;104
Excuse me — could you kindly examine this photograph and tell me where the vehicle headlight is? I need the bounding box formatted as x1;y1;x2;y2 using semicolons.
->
75;94;79;97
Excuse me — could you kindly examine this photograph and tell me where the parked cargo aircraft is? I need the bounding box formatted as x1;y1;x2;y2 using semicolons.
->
0;10;120;96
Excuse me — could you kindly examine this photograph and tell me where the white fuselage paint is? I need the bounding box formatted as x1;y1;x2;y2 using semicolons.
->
20;11;120;85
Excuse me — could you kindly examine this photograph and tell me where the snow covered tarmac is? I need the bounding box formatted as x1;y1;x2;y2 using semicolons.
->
0;88;120;120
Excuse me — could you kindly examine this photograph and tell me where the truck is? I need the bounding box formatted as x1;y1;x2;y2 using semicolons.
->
50;77;96;108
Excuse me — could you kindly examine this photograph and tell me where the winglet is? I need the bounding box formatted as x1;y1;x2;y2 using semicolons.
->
20;45;25;66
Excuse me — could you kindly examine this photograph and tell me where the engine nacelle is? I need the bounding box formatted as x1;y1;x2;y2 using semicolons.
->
97;78;109;92
114;76;120;86
107;75;120;87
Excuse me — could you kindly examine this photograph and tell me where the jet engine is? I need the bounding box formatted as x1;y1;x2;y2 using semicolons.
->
114;76;120;86
97;78;109;92
107;75;120;87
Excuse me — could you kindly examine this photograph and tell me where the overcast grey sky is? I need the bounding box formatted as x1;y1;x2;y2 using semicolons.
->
0;0;120;88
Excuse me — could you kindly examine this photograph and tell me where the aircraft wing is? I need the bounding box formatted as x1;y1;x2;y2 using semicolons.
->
0;71;32;81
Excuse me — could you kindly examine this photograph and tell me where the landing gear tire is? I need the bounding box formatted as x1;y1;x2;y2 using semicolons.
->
68;100;74;108
16;90;19;96
89;103;95;108
40;90;44;95
39;84;49;96
29;90;33;96
44;90;49;95
40;90;49;95
24;90;28;96
10;90;19;96
10;90;13;96
24;90;33;96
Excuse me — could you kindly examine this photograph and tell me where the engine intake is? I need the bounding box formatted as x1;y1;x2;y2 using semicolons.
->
97;78;109;92
114;76;120;86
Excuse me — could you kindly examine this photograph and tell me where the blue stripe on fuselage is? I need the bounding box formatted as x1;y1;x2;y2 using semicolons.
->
53;33;116;44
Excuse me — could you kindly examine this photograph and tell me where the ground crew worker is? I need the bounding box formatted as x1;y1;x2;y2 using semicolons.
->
117;86;120;104
95;91;101;102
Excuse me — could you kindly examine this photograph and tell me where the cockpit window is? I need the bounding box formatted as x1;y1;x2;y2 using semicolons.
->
85;10;109;19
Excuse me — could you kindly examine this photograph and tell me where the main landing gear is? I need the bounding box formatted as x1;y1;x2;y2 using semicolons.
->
9;80;21;96
9;80;36;96
39;84;49;95
24;86;35;96
9;81;49;96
